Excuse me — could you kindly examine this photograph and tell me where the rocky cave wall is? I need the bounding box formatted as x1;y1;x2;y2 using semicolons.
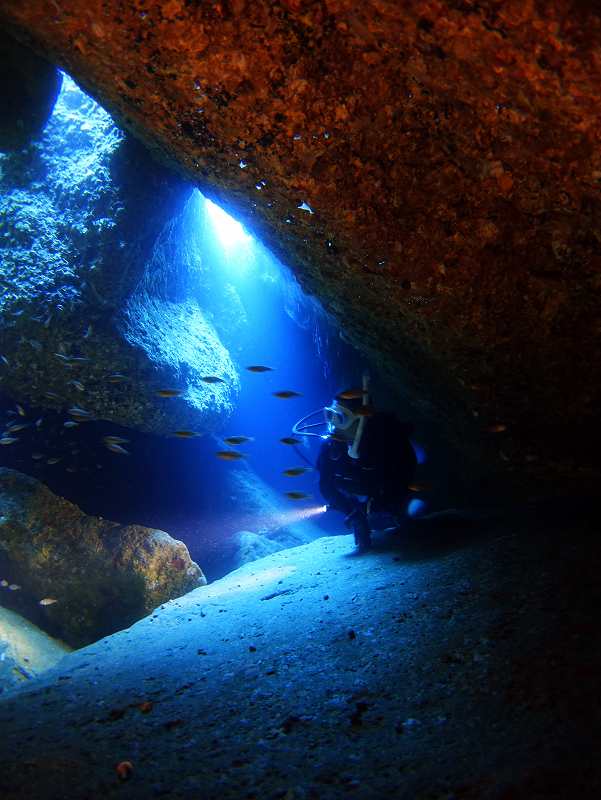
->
0;66;241;435
1;1;600;485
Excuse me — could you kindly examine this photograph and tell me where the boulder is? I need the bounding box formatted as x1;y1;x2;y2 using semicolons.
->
0;30;62;152
0;467;206;647
0;605;70;694
229;530;283;568
0;74;239;434
209;463;326;575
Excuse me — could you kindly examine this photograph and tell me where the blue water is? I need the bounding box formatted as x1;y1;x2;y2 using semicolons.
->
0;187;362;579
200;198;353;490
0;71;392;583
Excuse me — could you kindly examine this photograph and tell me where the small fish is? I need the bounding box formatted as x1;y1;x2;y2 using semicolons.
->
171;556;186;570
280;437;301;446
67;356;90;363
283;467;313;477
12;665;32;681
408;482;431;493
6;423;29;433
106;373;127;383
28;339;42;351
215;450;245;461
0;579;8;587
44;391;60;401
54;352;70;362
105;443;129;455
0;437;18;445
486;423;507;434
31;452;44;460
284;491;311;501
336;388;366;401
16;404;26;417
68;406;92;417
272;391;302;399
39;598;58;606
35;417;43;429
84;324;93;338
66;466;77;473
223;436;254;446
103;435;129;445
201;376;225;384
0;355;9;367
68;380;85;391
47;457;62;465
8;584;21;591
155;389;183;398
246;365;274;373
172;430;202;439
64;421;79;428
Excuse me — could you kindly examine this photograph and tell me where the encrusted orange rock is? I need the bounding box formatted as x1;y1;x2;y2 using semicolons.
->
1;1;600;479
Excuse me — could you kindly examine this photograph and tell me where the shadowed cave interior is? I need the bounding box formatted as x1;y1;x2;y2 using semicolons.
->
0;8;600;800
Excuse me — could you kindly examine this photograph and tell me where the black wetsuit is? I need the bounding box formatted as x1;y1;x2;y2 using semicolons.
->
317;412;417;518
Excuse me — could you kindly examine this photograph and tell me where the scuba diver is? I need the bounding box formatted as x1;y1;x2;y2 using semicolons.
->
293;375;418;552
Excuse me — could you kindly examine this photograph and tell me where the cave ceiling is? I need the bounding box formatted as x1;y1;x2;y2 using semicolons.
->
1;0;600;482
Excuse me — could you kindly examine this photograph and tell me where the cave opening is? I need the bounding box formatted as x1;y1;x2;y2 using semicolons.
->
0;68;424;657
1;8;600;797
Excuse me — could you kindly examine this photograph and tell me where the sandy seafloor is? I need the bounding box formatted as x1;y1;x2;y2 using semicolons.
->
0;507;599;800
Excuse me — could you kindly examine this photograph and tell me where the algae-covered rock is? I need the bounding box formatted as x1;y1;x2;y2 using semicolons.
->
0;74;239;434
0;467;206;647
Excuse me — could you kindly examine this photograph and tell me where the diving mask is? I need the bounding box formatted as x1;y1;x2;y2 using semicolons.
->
323;402;359;432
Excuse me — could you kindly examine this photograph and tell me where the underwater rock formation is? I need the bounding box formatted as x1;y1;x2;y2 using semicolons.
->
228;466;323;538
0;605;70;693
1;2;600;477
0;30;61;152
1;509;599;797
229;530;287;569
0;72;239;435
0;467;206;647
